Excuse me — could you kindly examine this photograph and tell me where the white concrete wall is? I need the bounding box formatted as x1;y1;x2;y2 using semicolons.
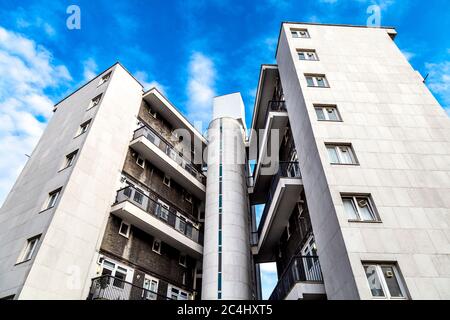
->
278;23;450;299
0;64;143;299
202;117;252;299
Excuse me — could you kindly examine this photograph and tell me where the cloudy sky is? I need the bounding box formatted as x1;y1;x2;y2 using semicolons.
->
0;0;449;299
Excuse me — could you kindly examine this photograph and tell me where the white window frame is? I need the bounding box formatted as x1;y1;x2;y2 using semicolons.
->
152;239;162;254
87;93;103;110
342;195;378;222
143;275;159;300
305;75;329;88
363;263;408;300
136;156;145;169
314;105;341;121
163;175;171;187
167;284;190;300
326;144;358;165
43;188;62;211
16;235;41;264
98;72;111;86
179;253;187;267
62;150;78;170
297;50;318;61
119;221;130;238
291;29;310;38
76;119;91;137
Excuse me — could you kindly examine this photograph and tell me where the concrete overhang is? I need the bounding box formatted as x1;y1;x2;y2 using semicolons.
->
130;136;206;199
111;201;203;259
255;177;303;263
285;283;326;300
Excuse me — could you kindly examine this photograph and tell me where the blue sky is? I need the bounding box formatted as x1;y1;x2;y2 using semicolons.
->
0;0;449;299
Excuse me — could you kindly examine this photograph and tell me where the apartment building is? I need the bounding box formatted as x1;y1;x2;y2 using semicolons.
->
0;22;449;301
251;22;450;300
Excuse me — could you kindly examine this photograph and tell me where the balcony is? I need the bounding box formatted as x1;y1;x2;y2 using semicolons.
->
130;124;206;198
269;256;325;300
250;101;289;202
87;275;172;300
254;162;303;262
111;186;203;257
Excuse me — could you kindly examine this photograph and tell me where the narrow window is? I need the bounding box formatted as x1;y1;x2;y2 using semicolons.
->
43;188;62;211
163;175;171;187
62;150;78;170
325;144;357;165
363;263;408;299
76;119;91;137
342;195;379;222
152;239;161;254
315;105;341;121
17;235;41;264
98;72;111;86
88;93;103;110
179;253;187;267
119;221;130;238
136;156;145;168
184;192;192;203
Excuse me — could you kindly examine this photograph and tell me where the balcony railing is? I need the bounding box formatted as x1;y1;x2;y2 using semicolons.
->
87;275;171;300
269;255;323;300
133;124;206;185
257;161;301;236
268;100;287;112
115;186;203;244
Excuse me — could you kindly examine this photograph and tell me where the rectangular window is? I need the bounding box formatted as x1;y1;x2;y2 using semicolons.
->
163;175;171;187
326;144;357;165
291;29;310;38
298;49;318;61
17;235;41;264
342;195;379;222
62;150;78;170
43;188;62;211
119;221;130;238
184;193;192;203
76;119;91;137
179;253;187;267
363;263;408;299
152;239;161;254
87;93;103;109
149;107;157;118
98;72;111;86
305;74;329;88
136;156;145;168
315;105;341;121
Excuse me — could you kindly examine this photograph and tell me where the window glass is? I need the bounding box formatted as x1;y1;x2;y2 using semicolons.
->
298;52;306;60
327;108;338;120
306;77;314;86
343;198;358;220
315;108;325;120
356;197;375;221
339;146;353;164
364;265;385;297
316;77;325;87
382;266;404;297
326;146;339;163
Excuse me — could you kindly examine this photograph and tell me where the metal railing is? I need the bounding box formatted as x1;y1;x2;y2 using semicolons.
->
87;275;171;300
115;186;203;244
133;124;206;185
268;100;287;112
269;255;323;300
257;162;301;236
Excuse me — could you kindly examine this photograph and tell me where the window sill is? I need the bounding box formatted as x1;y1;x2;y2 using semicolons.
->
330;163;360;166
57;165;73;173
317;119;343;123
73;132;87;139
307;85;330;88
38;206;55;214
348;219;382;224
14;259;32;266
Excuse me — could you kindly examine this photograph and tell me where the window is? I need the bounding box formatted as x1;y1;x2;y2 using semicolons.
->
43;188;62;211
291;29;310;38
76;119;91;137
136;156;145;168
363;263;408;299
315;105;341;121
119;221;130;238
179;254;187;267
168;285;189;300
88;93;103;109
143;275;159;300
184;192;192;203
17;235;41;264
342;195;379;222
305;74;329;88
98;72;111;86
298;49;318;61
163;175;171;187
326;144;357;165
157;200;170;221
149;107;157;118
152;239;161;254
62;150;78;170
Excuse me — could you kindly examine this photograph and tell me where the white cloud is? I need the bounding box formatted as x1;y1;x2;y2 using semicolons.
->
260;262;278;299
186;52;216;126
82;58;98;82
0;26;72;205
134;70;167;94
425;60;450;115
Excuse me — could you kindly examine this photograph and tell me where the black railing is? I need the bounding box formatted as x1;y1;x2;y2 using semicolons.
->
257;162;301;236
87;275;171;300
268;100;287;112
115;186;203;244
269;255;323;300
133;124;206;185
